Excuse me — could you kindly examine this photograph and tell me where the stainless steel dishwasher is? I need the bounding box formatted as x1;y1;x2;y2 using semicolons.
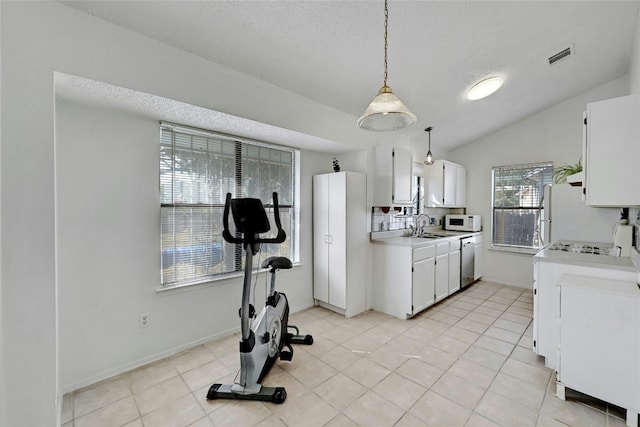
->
461;236;475;289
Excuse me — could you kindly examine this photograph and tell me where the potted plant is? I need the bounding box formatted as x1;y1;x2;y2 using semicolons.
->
554;158;583;186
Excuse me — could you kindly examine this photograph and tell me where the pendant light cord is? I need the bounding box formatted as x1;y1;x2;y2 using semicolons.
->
383;0;388;87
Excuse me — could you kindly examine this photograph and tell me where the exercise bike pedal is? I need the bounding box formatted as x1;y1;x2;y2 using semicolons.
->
279;351;292;361
279;343;294;361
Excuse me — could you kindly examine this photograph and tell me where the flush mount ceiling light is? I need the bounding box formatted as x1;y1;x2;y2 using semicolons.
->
466;77;504;101
424;126;434;165
357;0;416;131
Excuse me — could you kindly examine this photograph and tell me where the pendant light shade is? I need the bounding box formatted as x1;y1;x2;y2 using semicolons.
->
357;86;417;131
424;126;435;165
357;0;416;131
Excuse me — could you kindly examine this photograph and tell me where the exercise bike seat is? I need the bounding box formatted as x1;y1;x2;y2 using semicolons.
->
261;256;292;270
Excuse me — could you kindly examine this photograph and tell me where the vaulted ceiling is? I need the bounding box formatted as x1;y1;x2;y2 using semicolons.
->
60;1;639;153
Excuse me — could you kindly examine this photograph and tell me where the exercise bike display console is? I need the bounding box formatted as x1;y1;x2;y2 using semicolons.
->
206;192;312;404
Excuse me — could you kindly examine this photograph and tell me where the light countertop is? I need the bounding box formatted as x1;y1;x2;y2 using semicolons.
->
534;241;638;273
370;229;482;248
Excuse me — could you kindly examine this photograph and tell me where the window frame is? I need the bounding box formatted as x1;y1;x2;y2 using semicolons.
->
490;161;553;254
159;122;300;288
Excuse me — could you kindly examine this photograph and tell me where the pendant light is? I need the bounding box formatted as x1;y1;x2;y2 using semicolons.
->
357;0;416;131
424;126;434;165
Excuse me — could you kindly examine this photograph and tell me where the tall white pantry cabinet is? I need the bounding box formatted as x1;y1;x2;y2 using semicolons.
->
313;171;367;318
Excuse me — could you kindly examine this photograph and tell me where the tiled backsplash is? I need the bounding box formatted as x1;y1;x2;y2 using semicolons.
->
371;206;449;232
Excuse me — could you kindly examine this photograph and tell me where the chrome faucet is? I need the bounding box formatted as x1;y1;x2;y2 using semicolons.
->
413;214;431;235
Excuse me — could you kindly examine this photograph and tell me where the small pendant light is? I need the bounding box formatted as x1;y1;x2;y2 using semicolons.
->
357;0;416;131
424;126;434;165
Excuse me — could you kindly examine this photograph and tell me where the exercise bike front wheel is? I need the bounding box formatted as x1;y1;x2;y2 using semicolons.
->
267;317;282;358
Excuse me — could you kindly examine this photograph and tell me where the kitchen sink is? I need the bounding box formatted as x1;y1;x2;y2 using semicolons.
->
422;233;448;238
410;233;443;239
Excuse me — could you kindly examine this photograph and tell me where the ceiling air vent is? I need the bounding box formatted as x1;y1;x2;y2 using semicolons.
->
548;46;573;65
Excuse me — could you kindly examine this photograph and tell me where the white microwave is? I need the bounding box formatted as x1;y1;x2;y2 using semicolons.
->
445;214;481;232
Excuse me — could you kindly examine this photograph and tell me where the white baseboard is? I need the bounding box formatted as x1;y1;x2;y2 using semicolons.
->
478;276;532;289
290;302;315;313
60;326;238;395
60;300;316;396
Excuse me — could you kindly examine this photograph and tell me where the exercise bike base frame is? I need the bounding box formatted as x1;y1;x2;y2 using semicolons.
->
206;383;287;404
286;332;314;346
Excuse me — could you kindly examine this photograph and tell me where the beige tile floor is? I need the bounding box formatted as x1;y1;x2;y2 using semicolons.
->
62;280;630;427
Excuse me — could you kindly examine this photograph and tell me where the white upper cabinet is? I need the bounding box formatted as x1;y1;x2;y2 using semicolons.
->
373;146;413;206
443;163;456;206
424;159;467;208
583;94;640;206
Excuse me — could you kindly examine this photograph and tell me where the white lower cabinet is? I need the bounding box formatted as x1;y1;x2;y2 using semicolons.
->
434;242;450;302
532;258;638;370
473;234;483;280
372;244;416;319
373;237;463;319
557;274;640;427
412;246;435;314
448;244;461;295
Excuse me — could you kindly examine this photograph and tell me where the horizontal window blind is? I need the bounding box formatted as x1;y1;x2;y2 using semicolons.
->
492;162;553;250
160;123;298;287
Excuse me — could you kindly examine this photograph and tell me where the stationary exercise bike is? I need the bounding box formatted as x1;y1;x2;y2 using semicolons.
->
206;192;312;404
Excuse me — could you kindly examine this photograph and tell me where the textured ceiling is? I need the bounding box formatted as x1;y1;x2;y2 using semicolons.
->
55;73;346;153
59;1;640;153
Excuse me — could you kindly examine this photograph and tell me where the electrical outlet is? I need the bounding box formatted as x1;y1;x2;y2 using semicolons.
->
139;313;150;328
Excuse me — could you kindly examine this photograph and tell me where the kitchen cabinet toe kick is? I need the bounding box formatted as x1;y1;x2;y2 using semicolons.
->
556;382;639;427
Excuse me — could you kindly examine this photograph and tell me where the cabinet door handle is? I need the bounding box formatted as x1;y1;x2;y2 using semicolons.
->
325;235;333;244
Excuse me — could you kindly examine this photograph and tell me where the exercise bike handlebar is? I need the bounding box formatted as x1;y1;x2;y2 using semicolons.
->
268;192;287;244
222;193;241;244
222;192;286;245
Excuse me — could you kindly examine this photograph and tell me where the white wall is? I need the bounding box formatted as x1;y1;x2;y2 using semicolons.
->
0;2;343;424
630;7;640;95
448;75;630;288
0;4;3;424
54;100;333;392
55;98;332;391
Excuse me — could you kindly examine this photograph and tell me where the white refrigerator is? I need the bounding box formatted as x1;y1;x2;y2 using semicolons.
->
541;184;620;245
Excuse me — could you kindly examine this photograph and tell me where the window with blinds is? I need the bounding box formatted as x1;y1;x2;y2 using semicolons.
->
160;123;298;287
491;162;553;252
